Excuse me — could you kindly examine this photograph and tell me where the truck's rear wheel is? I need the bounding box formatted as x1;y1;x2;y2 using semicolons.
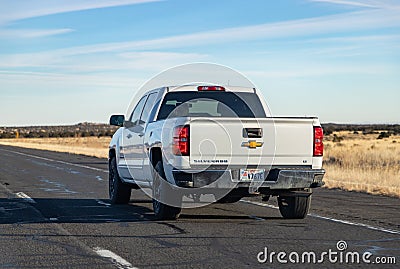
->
278;194;311;219
109;156;131;204
152;161;181;220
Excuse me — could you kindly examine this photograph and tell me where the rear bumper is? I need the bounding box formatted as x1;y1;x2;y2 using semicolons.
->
172;168;325;190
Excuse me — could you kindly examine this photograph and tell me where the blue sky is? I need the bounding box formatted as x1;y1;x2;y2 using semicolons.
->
0;0;399;126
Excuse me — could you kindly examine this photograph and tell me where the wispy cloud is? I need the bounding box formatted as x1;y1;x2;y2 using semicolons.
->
309;0;399;8
274;34;400;57
0;0;161;40
296;33;400;44
1;6;398;57
0;28;74;38
0;70;143;90
0;51;209;98
0;51;209;72
35;7;400;54
0;0;162;25
1;2;399;82
309;0;379;8
245;63;397;78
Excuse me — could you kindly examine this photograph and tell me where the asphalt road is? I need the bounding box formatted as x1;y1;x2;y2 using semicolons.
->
0;145;399;268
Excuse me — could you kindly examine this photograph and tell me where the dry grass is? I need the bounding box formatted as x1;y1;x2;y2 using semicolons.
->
0;137;111;159
1;131;399;198
324;131;400;198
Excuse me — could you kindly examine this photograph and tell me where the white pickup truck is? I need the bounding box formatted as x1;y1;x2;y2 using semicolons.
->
109;85;325;220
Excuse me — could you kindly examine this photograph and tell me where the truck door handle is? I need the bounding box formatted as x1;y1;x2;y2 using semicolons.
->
126;134;132;139
138;133;144;137
243;128;263;138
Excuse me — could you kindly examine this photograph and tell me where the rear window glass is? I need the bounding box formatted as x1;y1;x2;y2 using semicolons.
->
157;91;266;120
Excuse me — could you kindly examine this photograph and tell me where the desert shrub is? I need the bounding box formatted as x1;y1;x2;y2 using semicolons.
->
333;134;344;142
323;156;342;166
39;133;49;138
377;132;390;140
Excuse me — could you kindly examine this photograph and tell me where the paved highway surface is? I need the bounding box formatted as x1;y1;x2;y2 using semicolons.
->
0;145;398;268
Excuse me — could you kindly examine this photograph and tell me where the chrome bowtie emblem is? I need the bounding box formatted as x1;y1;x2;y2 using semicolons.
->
241;140;264;149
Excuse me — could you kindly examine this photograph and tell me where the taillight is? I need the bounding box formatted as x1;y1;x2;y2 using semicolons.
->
173;126;189;156
197;86;225;91
313;126;324;156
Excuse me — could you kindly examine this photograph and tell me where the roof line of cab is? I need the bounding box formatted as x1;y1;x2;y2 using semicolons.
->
145;85;257;94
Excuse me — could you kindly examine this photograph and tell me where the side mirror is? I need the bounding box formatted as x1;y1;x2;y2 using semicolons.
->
110;115;125;127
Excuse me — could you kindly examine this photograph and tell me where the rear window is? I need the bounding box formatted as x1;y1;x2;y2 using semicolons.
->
157;91;266;120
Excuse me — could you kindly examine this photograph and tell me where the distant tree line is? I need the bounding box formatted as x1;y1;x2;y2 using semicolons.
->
322;123;400;136
1;123;399;139
322;123;400;140
0;123;118;139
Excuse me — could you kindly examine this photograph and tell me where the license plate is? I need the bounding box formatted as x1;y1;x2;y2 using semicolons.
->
239;169;265;181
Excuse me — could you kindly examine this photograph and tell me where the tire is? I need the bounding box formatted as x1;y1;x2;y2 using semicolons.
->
278;194;311;219
109;156;131;204
152;161;181;220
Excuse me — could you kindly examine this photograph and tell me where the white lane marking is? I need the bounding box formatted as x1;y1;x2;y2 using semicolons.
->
96;176;104;181
96;199;111;207
93;247;138;269
308;213;400;235
15;192;36;203
241;199;278;209
240;199;400;235
49;217;58;221
248;215;265;221
1;149;108;173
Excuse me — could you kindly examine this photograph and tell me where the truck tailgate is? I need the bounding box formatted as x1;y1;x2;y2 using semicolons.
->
189;118;315;166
